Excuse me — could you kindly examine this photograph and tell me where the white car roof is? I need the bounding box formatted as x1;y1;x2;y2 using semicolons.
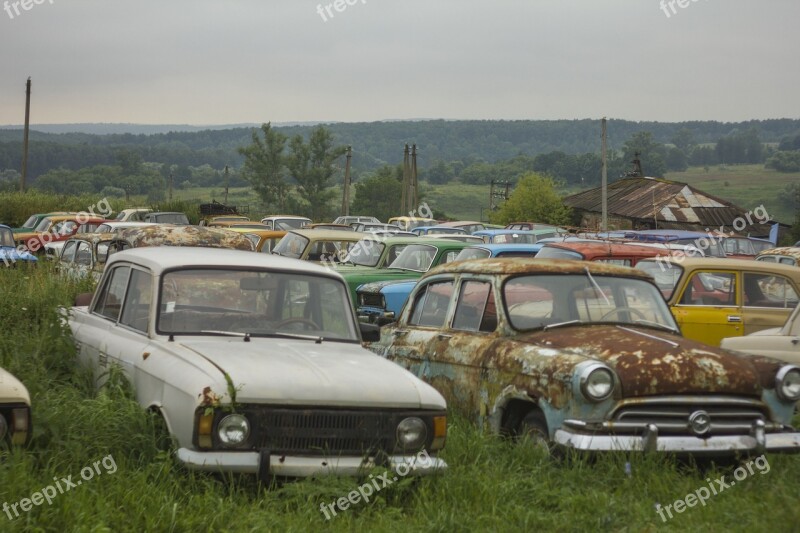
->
105;246;345;279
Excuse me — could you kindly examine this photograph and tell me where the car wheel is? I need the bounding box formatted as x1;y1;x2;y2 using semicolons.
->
517;410;551;453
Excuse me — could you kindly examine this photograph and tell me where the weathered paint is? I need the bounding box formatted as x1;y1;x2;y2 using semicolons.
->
112;225;255;251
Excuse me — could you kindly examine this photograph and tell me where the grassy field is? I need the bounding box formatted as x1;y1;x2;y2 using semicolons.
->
1;261;800;531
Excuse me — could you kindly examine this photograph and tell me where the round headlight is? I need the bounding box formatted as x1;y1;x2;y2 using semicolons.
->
776;366;800;402
396;417;427;450
0;414;6;440
217;414;250;447
580;366;615;402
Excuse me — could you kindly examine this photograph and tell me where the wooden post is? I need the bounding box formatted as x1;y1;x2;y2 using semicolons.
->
411;144;419;210
20;77;31;192
401;144;410;213
342;146;352;216
601;117;608;231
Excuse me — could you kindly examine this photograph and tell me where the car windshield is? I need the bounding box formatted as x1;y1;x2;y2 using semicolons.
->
388;244;437;272
535;246;583;260
635;260;684;299
97;224;113;233
672;238;725;258
491;232;536;244
157;268;358;341
345;240;386;267
404;219;436;231
34;218;53;232
275;218;310;230
22;215;38;229
272;232;310;259
456;248;491;261
0;228;14;247
153;214;189;224
503;274;677;332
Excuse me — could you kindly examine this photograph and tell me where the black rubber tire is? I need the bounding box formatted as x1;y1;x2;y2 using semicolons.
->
517;410;551;452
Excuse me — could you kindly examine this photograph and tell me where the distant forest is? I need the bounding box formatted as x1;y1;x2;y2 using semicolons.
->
1;118;800;194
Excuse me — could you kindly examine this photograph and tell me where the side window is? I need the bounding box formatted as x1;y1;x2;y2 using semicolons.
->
93;266;131;321
75;242;92;266
409;281;455;328
595;258;632;266
779;258;796;266
441;251;460;264
744;273;799;308
679;271;736;306
119;269;152;332
452;281;496;332
60;240;78;263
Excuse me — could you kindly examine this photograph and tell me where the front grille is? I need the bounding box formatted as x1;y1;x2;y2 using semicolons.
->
606;397;770;436
251;408;396;455
358;292;385;308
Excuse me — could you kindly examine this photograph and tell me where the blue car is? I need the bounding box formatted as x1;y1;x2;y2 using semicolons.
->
0;224;37;267
356;243;541;323
620;229;727;257
410;225;468;236
472;228;568;244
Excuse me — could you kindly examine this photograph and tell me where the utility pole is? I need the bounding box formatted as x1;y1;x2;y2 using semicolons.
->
410;144;418;210
401;144;410;213
601;117;608;231
20;77;31;192
341;146;352;216
223;165;229;205
169;172;173;201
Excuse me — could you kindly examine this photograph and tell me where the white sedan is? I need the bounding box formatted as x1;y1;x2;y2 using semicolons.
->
68;247;447;480
721;302;800;365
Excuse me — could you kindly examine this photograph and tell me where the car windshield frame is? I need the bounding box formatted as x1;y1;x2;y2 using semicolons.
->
0;228;15;247
502;273;678;332
272;232;311;259
635;260;685;300
388;243;438;272
345;240;387;267
22;215;39;229
275;218;311;230
156;267;359;342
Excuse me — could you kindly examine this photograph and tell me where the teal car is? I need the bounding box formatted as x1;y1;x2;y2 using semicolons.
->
11;212;72;234
335;237;469;306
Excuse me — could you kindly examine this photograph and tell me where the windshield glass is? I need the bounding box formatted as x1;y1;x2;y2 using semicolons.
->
673;238;725;258
276;218;310;230
22;215;38;229
635;260;684;299
157;269;358;341
0;228;14;247
272;232;310;259
34;218;53;232
153;213;189;224
535;246;583;260
455;248;491;261
503;274;677;331
388;244;437;272
345;240;386;267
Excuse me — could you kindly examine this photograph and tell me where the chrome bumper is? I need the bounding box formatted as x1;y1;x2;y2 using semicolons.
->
176;448;447;477
555;420;800;456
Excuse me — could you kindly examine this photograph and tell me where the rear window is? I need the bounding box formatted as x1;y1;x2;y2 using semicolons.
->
535;246;583;260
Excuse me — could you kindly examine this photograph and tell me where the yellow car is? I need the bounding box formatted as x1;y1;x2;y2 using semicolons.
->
637;257;800;346
387;216;437;232
272;229;366;263
225;228;287;253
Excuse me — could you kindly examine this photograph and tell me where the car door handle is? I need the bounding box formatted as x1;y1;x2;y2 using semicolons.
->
437;333;452;340
792;338;799;345
393;329;409;336
727;315;742;323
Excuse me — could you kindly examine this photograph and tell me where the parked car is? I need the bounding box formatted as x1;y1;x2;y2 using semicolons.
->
333;215;381;226
721;301;800;365
225;228;287;253
0;366;32;446
454;243;543;261
719;235;774;259
424;234;485;244
68;247;447;479
755;247;800;267
16;215;110;253
11;211;72;234
0;224;37;267
622;230;727;258
387;217;438;232
338;238;469;306
411;226;468;236
351;223;403;233
199;215;250;227
636;257;800;346
260;215;312;231
535;241;695;267
473;228;567;244
114;208;152;222
94;222;157;234
304;223;355;231
142;212;190;225
108;225;255;255
370;258;800;457
504;222;565;232
56;233;115;281
271;229;365;263
434;221;486;234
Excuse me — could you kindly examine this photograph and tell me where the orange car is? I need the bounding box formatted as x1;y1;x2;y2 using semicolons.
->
15;214;111;253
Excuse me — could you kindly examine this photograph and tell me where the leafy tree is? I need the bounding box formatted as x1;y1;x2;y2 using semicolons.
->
350;166;404;222
766;151;800;172
238;123;288;211
665;147;688;172
671;128;696;153
488;173;572;226
621;131;666;177
286;126;348;221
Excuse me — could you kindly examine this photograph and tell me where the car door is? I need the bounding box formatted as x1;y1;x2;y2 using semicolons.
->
671;269;741;345
741;272;799;335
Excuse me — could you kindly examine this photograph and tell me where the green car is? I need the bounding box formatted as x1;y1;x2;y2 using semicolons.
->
335;236;469;306
12;212;72;234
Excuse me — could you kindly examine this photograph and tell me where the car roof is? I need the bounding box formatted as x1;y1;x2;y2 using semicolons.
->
637;256;800;276
425;257;654;279
543;241;683;257
106;246;346;278
465;243;544;252
436;220;482;227
755;247;800;261
262;215;312;220
286;229;367;240
112;225;254;250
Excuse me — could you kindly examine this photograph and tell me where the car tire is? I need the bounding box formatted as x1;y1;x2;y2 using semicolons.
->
517;410;551;453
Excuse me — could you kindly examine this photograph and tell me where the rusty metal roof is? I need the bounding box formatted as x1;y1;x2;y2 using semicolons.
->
424;257;653;280
563;177;769;231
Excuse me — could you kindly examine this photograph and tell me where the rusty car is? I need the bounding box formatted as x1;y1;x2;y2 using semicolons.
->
755;247;800;267
67;247;448;480
536;240;700;267
636;257;800;346
370;258;800;457
108;225;255;255
0;366;31;446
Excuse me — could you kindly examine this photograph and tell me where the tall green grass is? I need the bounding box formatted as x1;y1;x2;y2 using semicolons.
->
0;264;798;531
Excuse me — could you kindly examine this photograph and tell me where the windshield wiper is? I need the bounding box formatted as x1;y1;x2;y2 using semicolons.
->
249;332;324;344
584;267;610;305
543;320;583;331
201;330;251;342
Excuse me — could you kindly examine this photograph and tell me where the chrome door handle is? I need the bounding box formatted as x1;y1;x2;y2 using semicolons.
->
727;315;742;323
393;329;409;336
437;333;452;340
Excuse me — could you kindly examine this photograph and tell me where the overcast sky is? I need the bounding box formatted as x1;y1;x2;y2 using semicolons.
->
1;0;798;126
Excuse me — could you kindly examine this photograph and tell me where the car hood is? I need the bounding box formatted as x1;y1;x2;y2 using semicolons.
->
0;367;31;404
0;247;36;262
516;325;772;398
177;338;444;409
358;279;417;293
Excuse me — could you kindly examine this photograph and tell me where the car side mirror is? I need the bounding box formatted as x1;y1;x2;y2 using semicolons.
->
74;292;93;306
359;322;381;342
